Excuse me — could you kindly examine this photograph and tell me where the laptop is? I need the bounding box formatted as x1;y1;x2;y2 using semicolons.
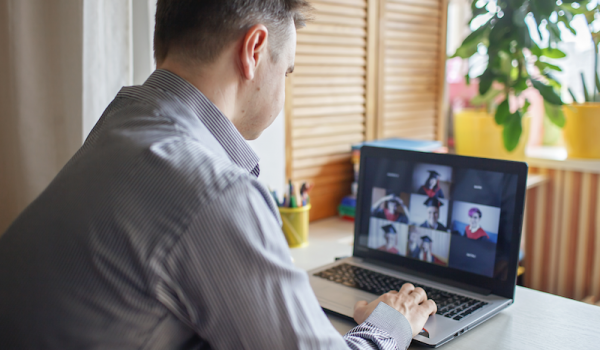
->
309;146;528;347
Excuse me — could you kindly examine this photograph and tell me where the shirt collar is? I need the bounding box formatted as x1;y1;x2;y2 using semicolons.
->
143;69;260;177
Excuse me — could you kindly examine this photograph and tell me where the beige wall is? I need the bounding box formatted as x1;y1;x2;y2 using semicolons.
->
0;0;84;233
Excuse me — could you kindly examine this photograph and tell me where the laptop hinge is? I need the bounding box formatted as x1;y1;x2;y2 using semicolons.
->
362;257;492;296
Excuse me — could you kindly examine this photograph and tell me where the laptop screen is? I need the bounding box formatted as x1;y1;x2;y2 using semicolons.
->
353;147;527;297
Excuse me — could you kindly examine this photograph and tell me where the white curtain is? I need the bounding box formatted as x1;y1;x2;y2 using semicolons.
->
0;0;155;234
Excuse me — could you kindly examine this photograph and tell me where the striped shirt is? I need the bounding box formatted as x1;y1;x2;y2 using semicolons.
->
0;69;412;349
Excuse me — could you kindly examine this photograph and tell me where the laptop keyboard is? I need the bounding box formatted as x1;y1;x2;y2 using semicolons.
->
313;263;488;321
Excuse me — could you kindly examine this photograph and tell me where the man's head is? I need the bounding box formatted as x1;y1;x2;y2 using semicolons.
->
423;197;442;227
426;206;439;227
154;0;312;139
468;208;482;229
154;0;311;66
382;224;397;245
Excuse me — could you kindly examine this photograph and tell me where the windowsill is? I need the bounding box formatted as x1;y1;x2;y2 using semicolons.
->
526;146;600;174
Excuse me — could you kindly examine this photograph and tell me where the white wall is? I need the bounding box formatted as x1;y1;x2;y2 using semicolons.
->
247;110;286;197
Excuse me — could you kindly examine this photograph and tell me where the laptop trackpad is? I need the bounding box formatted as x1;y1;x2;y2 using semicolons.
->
319;286;378;311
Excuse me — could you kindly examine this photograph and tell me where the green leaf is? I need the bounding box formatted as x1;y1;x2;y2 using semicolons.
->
558;13;577;35
523;99;531;114
581;72;591;102
513;77;529;92
530;43;542;57
536;60;563;72
542;72;562;90
559;2;592;16
489;16;511;44
547;23;562;44
479;69;495;96
542;48;567;59
585;10;596;25
451;24;490;58
513;3;529;27
568;87;579;104
515;25;533;48
544;100;566;128
530;0;555;19
502;111;523;152
495;99;510;125
471;88;502;107
531;79;563;105
592;32;600;47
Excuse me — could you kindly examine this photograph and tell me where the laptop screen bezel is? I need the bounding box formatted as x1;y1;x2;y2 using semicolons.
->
352;146;528;300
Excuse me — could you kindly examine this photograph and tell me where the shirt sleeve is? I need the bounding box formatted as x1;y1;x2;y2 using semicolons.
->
156;176;413;349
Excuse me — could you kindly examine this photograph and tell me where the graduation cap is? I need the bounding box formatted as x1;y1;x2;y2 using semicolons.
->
382;224;397;234
421;235;433;243
423;197;443;208
427;170;441;178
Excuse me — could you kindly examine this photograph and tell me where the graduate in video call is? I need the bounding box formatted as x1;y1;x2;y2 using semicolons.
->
371;193;410;223
420;197;446;231
465;207;490;240
418;236;444;265
407;227;421;258
417;170;445;199
378;224;399;254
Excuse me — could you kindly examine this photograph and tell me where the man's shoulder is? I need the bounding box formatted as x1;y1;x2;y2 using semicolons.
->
145;137;251;202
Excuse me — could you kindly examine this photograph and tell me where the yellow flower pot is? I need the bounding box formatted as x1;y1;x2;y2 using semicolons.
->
454;110;530;161
563;103;600;159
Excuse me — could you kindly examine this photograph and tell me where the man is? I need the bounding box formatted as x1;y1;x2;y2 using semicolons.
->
418;235;445;266
465;207;490;240
407;227;421;259
419;197;446;231
0;1;435;349
377;224;399;254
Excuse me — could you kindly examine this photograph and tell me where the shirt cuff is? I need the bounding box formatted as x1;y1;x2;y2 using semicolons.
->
364;302;413;350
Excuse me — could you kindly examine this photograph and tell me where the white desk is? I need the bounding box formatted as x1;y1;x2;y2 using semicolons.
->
291;218;600;350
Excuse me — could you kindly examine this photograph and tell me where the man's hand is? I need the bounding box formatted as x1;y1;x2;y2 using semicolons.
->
353;283;437;337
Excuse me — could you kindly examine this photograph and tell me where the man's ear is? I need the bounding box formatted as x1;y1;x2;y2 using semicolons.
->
240;24;269;81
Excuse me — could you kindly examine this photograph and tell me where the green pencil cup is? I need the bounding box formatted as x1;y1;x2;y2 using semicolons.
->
279;204;311;248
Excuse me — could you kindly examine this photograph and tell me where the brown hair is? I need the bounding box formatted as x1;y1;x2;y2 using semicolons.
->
154;0;313;65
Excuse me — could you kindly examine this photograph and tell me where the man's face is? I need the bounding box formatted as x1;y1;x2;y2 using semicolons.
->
241;21;296;140
470;213;481;228
427;206;439;227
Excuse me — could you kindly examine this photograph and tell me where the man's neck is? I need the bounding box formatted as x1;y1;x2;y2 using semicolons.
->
157;52;241;129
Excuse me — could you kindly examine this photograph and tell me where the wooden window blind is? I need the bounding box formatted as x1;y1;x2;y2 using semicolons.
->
377;0;448;140
285;0;448;221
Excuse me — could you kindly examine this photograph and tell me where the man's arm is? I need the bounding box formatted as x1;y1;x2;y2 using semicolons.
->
155;177;432;349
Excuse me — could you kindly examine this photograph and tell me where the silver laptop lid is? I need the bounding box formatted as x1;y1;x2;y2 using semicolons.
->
352;147;528;300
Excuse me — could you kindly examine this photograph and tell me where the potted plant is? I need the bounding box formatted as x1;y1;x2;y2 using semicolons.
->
563;3;600;159
451;0;584;158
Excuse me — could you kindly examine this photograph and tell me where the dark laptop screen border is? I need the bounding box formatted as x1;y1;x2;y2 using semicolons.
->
352;146;528;300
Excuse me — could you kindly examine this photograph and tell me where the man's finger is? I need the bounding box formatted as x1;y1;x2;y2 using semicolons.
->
409;287;427;304
399;283;415;294
421;299;437;315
